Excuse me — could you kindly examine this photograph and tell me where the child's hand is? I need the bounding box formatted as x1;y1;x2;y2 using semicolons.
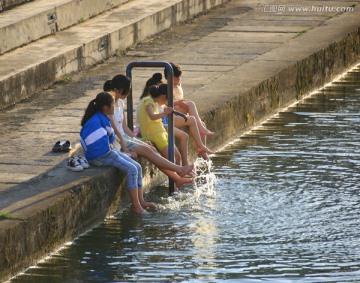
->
130;151;138;160
163;106;173;115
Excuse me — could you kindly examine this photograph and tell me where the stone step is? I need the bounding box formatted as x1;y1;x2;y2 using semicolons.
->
0;0;226;110
0;0;32;12
0;0;129;55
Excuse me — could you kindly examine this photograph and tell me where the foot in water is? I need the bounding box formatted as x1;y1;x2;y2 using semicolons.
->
196;146;213;155
178;163;195;177
197;151;209;160
132;206;150;215
175;176;194;189
141;201;158;210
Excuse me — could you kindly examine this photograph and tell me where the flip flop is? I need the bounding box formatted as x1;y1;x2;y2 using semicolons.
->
62;141;72;152
52;141;63;152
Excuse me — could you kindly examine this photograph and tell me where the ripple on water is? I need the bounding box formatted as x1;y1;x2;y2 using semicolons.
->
11;67;360;283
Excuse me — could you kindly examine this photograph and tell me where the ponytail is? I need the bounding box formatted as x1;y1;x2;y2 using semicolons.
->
81;92;114;126
140;72;163;100
149;84;168;99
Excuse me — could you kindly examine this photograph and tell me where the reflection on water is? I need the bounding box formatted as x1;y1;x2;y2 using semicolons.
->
11;65;360;283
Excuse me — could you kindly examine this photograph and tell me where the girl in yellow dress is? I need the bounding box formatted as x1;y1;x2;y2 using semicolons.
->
138;84;181;163
139;84;213;163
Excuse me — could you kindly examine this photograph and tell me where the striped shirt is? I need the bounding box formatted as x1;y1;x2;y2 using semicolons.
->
80;112;115;161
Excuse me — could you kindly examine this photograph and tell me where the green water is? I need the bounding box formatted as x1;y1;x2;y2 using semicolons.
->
11;65;360;282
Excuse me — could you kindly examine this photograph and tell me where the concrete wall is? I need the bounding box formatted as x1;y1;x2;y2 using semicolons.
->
0;0;32;12
203;29;360;151
0;0;129;55
0;159;167;282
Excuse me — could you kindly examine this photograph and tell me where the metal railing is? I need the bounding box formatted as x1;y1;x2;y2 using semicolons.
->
126;62;175;195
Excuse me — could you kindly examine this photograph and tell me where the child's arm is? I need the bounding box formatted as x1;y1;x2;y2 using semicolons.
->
110;116;131;154
146;105;173;120
122;117;136;138
174;100;189;114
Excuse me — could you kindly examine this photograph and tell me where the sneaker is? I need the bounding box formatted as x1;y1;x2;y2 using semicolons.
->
67;157;83;172
76;156;90;169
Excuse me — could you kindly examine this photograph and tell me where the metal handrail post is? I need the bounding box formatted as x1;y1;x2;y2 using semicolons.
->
126;62;175;195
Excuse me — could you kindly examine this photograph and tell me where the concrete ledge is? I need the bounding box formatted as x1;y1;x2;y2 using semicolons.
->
0;0;32;12
0;158;167;281
0;0;129;55
0;0;228;109
204;27;360;149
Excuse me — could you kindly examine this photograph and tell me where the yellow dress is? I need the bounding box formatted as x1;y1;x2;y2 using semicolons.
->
138;96;168;151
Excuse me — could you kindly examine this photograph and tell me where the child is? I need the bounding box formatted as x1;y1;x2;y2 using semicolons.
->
165;62;215;137
79;91;155;214
138;84;213;163
138;84;182;162
137;73;191;166
104;74;194;189
134;73;164;136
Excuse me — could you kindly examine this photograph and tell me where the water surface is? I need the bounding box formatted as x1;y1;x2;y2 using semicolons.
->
12;65;360;282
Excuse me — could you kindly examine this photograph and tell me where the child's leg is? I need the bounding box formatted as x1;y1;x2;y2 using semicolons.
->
114;151;143;189
186;101;214;136
174;116;213;155
136;186;157;209
161;169;193;188
174;147;182;167
201;133;206;146
159;146;194;188
98;150;148;214
114;151;158;212
174;127;189;166
133;144;193;176
128;189;148;214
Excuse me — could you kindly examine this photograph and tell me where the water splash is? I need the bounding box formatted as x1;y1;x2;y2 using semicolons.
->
158;158;217;212
193;158;217;197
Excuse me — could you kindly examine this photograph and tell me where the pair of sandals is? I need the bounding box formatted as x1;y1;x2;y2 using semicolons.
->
52;140;71;152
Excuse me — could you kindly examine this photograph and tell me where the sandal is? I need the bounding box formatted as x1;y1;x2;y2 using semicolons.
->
52;140;72;152
62;141;72;152
52;141;63;152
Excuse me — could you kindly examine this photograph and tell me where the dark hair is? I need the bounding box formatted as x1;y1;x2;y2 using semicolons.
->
103;74;131;95
140;73;163;100
149;84;168;99
81;92;114;126
103;80;112;92
164;62;182;79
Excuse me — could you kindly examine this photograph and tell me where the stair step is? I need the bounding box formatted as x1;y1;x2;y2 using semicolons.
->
0;0;32;12
0;0;226;110
0;0;129;55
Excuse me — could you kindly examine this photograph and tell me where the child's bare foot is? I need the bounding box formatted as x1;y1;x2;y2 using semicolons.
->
196;146;213;155
141;201;158;210
200;129;215;136
132;206;150;214
178;163;195;177
175;177;194;188
198;151;209;160
185;171;195;178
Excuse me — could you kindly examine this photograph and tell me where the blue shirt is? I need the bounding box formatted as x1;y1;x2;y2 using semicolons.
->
80;112;115;161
